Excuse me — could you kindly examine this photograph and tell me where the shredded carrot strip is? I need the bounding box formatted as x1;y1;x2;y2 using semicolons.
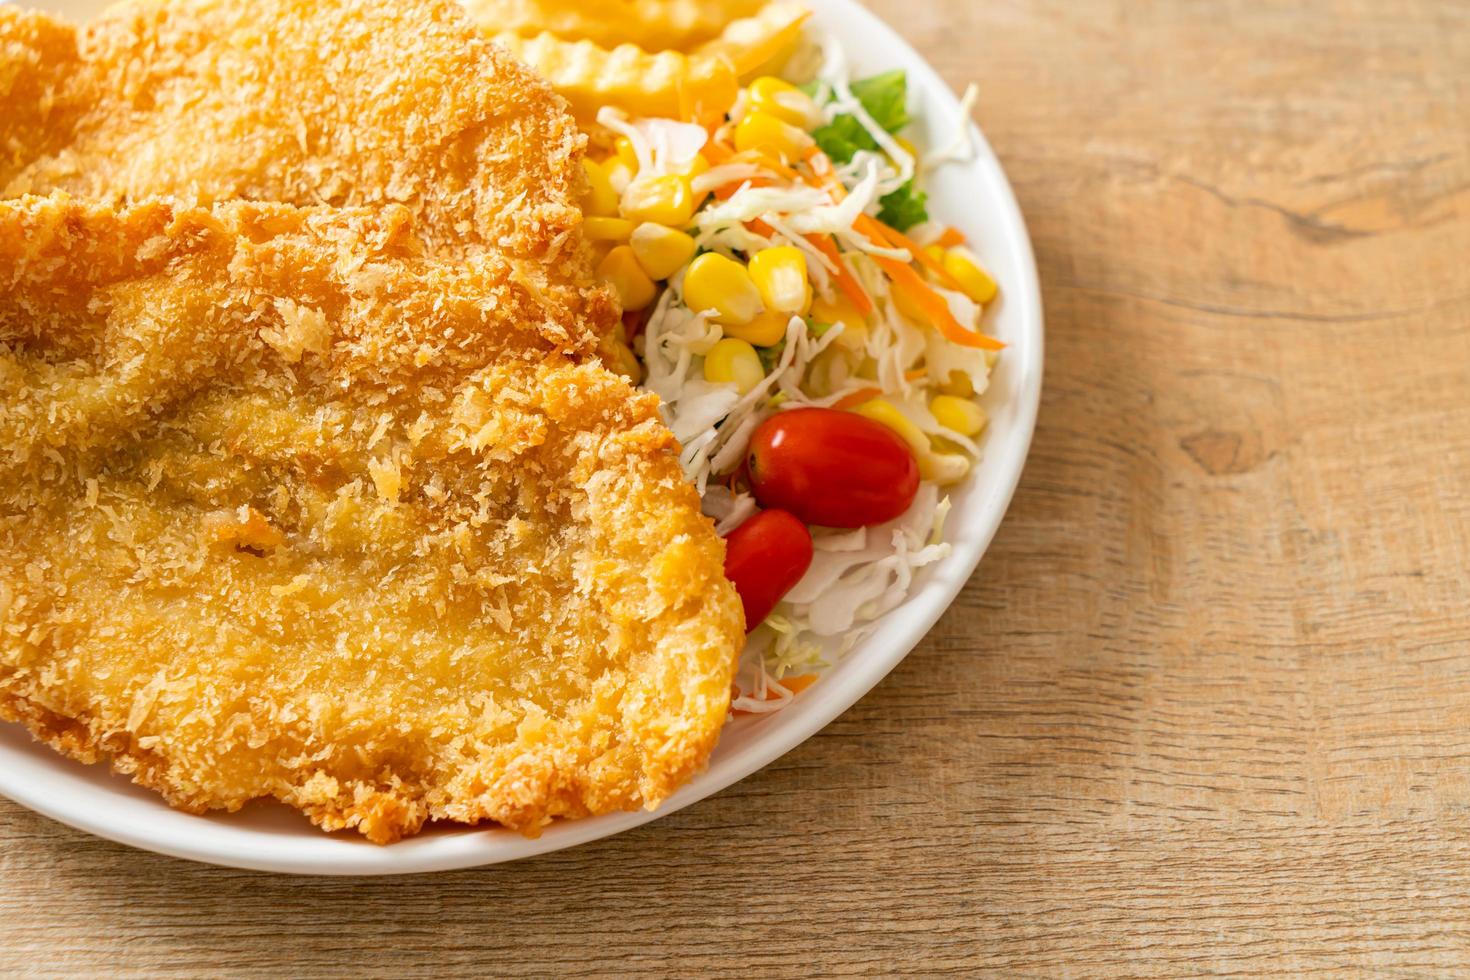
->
870;217;965;293
808;162;961;293
747;217;777;237
805;234;873;315
936;227;966;249
806;147;948;285
781;674;820;694
803;145;835;179
805;156;958;292
831;386;883;411
713;176;773;200
703;140;735;164
732;671;819;714
803;147;1002;351
905;367;927;381
732;673;820;714
756;153;802;181
882;258;1003;350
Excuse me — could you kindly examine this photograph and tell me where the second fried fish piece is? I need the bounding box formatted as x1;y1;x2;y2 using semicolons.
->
0;195;743;843
0;0;589;266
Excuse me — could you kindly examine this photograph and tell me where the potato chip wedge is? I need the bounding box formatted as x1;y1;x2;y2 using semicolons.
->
462;0;766;53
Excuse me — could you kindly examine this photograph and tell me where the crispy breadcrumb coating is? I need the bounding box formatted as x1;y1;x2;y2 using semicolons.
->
0;0;629;364
0;195;742;842
0;5;82;181
0;0;589;264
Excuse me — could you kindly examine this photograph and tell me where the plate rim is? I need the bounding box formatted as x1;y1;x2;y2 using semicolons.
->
0;0;1044;875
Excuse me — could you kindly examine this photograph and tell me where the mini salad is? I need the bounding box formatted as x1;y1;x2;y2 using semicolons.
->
583;32;1001;714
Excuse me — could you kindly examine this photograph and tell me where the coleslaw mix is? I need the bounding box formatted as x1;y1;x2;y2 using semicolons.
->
586;30;999;714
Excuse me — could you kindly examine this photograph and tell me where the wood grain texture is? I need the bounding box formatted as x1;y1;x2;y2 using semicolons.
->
3;0;1469;975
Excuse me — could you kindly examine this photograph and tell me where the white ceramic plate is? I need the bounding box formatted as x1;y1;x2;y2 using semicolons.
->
0;0;1043;874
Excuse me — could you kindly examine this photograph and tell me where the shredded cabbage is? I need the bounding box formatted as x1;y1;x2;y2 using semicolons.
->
784;484;950;635
596;107;708;176
924;82;981;169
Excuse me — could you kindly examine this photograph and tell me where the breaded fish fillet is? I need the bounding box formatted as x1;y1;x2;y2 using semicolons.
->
0;195;743;842
0;0;588;265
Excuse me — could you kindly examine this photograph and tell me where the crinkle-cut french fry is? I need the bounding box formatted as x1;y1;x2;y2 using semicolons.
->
490;31;739;122
489;2;810;124
462;0;767;53
694;1;809;78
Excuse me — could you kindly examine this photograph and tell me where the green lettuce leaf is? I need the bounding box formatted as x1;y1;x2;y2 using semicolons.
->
877;181;928;231
812;115;877;163
809;71;911;164
849;70;909;133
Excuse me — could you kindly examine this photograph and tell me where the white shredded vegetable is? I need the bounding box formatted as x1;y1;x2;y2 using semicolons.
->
596;107;708;176
924;82;981;169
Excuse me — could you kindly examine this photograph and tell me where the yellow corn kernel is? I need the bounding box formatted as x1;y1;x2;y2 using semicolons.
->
682;153;713;207
748;246;812;316
834;321;868;352
605;158;636;195
703;337;765;394
810;293;866;329
929;433;967;456
939;370;975;398
923;244;947;265
853;398;928;455
613;136;639;172
725;309;791;347
584;216;635;242
923;451;972;485
682;253;763;326
804;346;849;398
597;245;657;312
944;247;999;305
748;76;820;128
734;110;814;161
629;223;697;280
621;174;696;227
810;292;869;351
853;398;969;484
683;153;711;180
930;395;988;437
581;158;620;217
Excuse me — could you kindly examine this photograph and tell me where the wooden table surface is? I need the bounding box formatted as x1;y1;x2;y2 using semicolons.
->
4;0;1469;975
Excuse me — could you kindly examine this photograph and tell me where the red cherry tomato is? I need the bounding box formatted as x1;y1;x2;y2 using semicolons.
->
723;509;814;631
747;408;919;528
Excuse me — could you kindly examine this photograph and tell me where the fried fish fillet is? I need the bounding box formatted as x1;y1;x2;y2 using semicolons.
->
0;0;589;266
0;195;743;842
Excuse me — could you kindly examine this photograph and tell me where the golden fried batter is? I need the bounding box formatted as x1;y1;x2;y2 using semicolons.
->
0;0;589;265
0;196;742;842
